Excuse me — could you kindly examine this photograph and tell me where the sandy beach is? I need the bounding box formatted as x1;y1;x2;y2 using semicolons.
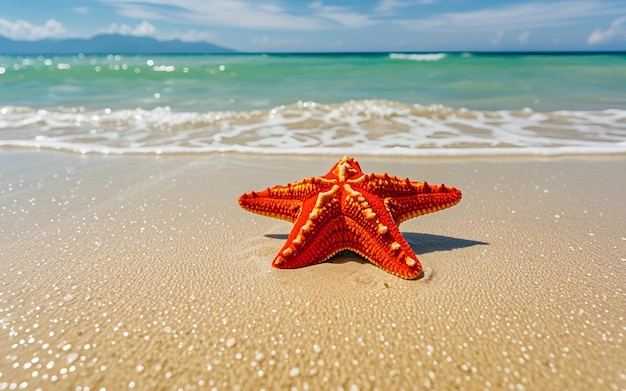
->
0;150;624;390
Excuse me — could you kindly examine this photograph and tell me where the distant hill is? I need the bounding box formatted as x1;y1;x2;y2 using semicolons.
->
0;34;236;55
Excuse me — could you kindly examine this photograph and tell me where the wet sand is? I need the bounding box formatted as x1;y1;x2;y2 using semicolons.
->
0;150;624;390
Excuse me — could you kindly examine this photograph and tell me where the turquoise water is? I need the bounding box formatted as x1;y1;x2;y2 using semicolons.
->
1;53;625;156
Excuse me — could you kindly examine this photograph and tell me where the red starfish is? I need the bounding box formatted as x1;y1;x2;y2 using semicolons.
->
238;157;462;279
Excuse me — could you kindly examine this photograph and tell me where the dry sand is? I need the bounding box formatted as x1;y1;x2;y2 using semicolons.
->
0;150;624;390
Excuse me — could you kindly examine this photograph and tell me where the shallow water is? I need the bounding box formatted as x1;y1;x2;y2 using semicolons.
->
1;53;626;157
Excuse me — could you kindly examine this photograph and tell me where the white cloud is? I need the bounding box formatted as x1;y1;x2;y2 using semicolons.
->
310;1;378;28
252;35;303;50
100;0;382;30
173;29;216;43
375;0;405;14
0;18;65;41
491;30;504;46
375;0;434;13
394;1;626;32
376;0;398;13
100;20;218;43
100;0;325;30
73;6;90;14
100;21;157;37
587;15;626;45
518;30;531;44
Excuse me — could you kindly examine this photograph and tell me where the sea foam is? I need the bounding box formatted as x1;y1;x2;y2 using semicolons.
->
1;100;625;156
389;53;446;61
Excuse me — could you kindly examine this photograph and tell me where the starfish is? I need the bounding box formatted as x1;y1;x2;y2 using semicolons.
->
238;157;462;279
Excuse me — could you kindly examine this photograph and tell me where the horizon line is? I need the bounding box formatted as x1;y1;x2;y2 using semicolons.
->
1;50;626;55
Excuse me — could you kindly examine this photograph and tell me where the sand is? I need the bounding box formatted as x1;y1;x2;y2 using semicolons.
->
0;150;624;390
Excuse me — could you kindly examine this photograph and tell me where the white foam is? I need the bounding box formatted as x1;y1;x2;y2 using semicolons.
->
389;53;446;61
1;100;625;157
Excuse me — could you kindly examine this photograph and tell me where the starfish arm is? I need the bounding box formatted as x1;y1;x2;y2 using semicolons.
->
385;185;462;225
345;217;423;279
353;174;461;224
354;173;424;198
238;191;301;222
238;178;331;222
341;184;423;279
272;185;347;267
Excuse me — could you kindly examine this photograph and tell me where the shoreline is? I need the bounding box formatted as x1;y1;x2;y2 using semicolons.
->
1;150;624;390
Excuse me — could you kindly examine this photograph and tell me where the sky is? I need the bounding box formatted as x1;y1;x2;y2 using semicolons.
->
1;0;626;52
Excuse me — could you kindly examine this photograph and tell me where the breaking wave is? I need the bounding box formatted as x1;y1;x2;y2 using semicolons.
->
1;100;625;156
389;53;446;61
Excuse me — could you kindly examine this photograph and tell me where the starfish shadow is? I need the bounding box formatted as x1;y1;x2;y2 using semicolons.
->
403;232;488;255
264;232;487;259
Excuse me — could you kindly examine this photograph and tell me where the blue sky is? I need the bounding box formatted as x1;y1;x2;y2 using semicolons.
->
1;0;626;51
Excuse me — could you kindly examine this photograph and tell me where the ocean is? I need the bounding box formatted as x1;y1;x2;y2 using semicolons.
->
1;52;625;156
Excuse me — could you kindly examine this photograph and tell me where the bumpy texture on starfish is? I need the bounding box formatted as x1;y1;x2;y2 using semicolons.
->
238;157;462;279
